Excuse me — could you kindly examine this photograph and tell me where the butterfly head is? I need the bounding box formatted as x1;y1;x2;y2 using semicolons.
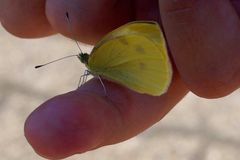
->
78;53;89;65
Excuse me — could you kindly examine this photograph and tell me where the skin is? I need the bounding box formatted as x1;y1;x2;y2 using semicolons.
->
1;0;240;159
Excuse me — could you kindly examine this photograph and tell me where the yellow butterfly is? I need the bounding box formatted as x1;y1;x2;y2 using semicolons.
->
78;21;172;96
36;19;172;96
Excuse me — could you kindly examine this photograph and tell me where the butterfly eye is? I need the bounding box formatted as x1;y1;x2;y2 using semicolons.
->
78;53;89;64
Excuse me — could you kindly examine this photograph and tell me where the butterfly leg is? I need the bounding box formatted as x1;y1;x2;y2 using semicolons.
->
78;70;90;88
77;70;107;95
97;75;107;96
83;70;91;84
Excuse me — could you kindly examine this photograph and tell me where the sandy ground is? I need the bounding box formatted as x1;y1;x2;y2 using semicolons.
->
0;25;240;160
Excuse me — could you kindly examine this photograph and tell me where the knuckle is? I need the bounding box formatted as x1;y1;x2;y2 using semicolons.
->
159;0;200;24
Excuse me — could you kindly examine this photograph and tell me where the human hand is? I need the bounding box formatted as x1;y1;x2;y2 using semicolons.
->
1;0;239;159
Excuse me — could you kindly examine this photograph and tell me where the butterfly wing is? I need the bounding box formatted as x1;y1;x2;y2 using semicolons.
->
94;21;165;50
87;21;172;96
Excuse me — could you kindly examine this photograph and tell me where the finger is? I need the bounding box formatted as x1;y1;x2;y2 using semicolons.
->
46;0;165;44
45;0;134;44
134;0;161;21
159;0;240;98
231;0;240;15
0;0;55;37
24;71;188;159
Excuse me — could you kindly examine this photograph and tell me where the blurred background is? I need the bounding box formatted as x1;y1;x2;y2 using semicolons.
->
0;25;240;160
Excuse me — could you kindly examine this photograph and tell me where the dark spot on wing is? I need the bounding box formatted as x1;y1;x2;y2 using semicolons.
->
139;62;145;70
135;45;145;53
119;38;129;45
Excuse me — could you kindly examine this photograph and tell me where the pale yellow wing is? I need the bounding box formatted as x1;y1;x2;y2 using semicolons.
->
87;21;172;96
93;21;167;58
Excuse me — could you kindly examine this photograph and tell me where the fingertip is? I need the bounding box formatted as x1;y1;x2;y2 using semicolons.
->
24;89;120;159
0;0;55;38
160;0;240;98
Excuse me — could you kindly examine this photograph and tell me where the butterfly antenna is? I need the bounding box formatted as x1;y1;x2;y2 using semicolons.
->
35;54;78;69
65;12;83;54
